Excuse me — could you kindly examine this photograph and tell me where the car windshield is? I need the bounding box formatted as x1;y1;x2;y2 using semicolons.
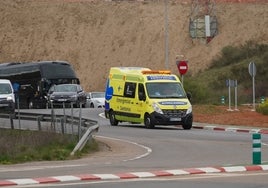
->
91;92;105;98
55;84;77;92
0;83;12;94
146;83;186;98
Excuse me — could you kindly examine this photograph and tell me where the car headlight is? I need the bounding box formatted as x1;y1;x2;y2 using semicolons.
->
152;102;163;114
186;105;192;114
6;96;13;101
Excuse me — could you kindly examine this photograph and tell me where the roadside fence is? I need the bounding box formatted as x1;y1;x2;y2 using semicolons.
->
0;107;99;154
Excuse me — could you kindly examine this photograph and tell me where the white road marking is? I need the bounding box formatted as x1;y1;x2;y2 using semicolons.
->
96;135;152;161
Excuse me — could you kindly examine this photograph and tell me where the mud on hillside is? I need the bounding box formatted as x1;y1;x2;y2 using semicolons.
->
0;0;267;91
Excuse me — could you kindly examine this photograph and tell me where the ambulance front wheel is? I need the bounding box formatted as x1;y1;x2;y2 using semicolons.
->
144;114;155;129
182;123;192;130
109;110;119;126
182;115;193;130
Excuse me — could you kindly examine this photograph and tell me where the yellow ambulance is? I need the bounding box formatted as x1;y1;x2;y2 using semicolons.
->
104;67;193;129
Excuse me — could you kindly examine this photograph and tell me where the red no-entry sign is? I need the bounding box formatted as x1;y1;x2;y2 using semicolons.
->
177;60;188;75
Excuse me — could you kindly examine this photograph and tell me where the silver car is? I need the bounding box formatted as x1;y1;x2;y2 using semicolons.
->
0;79;15;113
85;92;105;108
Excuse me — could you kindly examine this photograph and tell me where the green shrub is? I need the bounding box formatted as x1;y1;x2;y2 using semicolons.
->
183;79;209;104
256;100;268;115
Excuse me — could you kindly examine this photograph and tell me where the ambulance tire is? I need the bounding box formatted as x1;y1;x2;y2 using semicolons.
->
144;114;155;129
182;123;192;130
182;115;193;130
109;110;119;126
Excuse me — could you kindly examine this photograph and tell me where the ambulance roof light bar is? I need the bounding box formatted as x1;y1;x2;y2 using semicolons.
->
141;70;171;75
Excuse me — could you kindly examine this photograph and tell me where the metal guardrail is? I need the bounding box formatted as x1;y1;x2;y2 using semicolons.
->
0;110;99;154
0;111;98;130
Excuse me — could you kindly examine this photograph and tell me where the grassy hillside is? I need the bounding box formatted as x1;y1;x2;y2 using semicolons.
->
0;0;267;92
183;41;268;104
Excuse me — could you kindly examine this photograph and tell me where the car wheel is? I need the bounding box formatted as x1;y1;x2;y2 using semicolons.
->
144;113;155;129
90;103;94;108
109;110;118;126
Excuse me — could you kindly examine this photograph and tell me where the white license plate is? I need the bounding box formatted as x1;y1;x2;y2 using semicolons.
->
0;104;8;107
170;118;181;121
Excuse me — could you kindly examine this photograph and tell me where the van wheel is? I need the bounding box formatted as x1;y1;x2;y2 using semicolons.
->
182;115;193;130
182;123;192;130
144;114;155;129
109;110;118;126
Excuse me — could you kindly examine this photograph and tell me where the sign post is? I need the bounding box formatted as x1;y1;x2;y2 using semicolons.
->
12;82;21;129
234;80;238;111
248;62;256;111
226;79;238;111
226;79;232;111
176;60;188;85
228;79;232;111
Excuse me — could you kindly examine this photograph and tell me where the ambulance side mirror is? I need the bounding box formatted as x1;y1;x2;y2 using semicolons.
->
187;92;192;101
138;92;146;101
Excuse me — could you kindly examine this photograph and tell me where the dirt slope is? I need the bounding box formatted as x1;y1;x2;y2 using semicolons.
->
194;105;268;128
0;0;267;92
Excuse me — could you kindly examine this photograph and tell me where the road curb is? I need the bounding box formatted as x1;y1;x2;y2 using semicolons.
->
1;165;268;186
193;124;268;134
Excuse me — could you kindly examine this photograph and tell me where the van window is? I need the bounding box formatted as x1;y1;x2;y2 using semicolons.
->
146;83;186;98
124;82;136;98
0;83;12;94
138;83;146;101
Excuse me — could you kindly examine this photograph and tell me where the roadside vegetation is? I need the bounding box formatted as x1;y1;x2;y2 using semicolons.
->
257;100;268;115
183;40;268;115
0;128;99;164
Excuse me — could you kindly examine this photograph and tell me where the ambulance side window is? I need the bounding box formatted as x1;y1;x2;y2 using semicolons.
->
138;83;146;101
124;82;136;98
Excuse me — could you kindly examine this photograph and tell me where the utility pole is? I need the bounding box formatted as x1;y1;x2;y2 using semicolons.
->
164;0;169;69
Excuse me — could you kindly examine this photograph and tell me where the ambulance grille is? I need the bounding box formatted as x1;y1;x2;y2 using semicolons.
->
162;109;187;118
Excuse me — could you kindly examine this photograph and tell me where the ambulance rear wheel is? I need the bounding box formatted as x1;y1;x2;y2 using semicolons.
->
144;114;155;129
109;110;118;126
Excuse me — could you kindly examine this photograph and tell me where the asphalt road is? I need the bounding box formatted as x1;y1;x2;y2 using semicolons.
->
0;108;268;187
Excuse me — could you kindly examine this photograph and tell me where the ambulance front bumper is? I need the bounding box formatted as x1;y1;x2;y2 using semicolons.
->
150;111;193;126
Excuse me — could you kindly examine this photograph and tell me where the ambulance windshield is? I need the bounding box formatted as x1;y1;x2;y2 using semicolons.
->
146;83;187;99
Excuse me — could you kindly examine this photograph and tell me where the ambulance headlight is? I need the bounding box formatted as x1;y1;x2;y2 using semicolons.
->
152;102;163;114
186;105;192;114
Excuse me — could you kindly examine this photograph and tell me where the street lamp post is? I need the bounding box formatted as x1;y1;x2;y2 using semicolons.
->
164;0;169;70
